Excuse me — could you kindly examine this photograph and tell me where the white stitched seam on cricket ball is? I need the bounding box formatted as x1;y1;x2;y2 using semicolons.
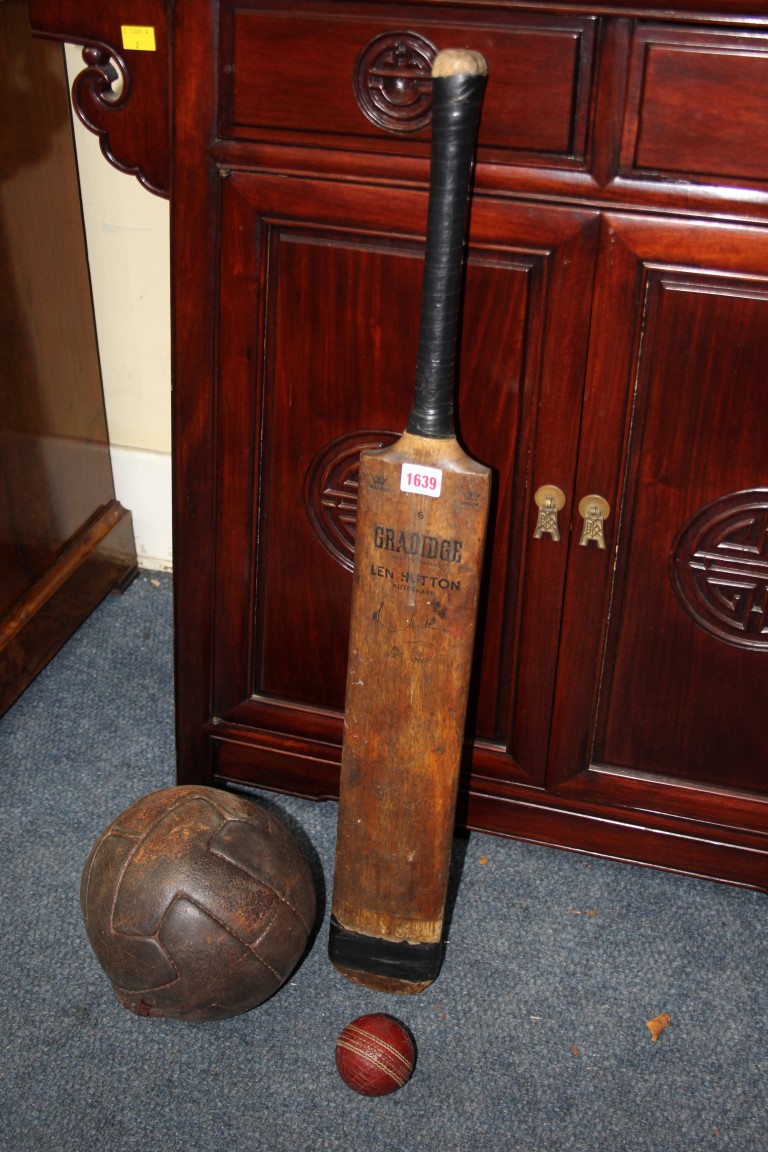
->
344;1024;413;1071
336;1038;408;1087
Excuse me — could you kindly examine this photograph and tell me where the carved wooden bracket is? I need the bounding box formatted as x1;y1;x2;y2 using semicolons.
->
28;0;169;197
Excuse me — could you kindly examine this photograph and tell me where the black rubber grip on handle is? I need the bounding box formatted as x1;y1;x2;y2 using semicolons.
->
406;67;487;439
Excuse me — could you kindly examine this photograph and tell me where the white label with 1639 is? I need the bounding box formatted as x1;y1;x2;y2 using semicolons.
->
400;463;442;498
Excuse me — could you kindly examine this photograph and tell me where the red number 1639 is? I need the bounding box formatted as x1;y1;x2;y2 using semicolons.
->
400;464;443;498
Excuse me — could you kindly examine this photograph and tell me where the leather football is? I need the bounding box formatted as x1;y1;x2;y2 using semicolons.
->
80;785;316;1021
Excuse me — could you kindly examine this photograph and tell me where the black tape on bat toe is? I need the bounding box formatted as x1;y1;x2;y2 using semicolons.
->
329;916;444;985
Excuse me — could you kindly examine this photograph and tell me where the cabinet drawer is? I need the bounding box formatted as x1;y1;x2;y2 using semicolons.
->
220;1;595;167
621;25;768;187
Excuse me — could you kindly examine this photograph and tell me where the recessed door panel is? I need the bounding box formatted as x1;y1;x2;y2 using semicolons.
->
549;214;768;824
214;172;598;787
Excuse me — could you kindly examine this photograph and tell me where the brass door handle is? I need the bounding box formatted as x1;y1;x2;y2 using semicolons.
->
578;494;610;549
533;485;566;542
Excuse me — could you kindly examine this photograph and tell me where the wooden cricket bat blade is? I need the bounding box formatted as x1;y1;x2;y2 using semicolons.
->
329;49;489;994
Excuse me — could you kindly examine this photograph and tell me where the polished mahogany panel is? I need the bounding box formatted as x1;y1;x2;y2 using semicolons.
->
212;171;599;789
549;213;768;828
600;277;768;790
223;0;595;166
621;25;768;187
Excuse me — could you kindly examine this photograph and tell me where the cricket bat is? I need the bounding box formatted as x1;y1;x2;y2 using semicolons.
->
329;49;490;993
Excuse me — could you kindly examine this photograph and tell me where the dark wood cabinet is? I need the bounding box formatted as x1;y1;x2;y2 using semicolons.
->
1;0;136;715
548;214;768;880
30;0;768;892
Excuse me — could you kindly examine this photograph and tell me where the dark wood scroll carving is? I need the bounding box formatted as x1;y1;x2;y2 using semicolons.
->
28;0;169;197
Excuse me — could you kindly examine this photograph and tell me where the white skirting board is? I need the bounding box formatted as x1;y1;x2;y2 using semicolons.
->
110;446;173;571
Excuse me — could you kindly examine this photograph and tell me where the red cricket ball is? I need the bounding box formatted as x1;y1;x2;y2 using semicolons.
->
335;1013;416;1096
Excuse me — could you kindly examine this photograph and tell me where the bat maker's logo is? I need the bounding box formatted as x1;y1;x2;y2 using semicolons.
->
373;525;463;563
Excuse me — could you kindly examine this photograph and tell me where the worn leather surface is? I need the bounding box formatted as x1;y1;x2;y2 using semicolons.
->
81;785;317;1020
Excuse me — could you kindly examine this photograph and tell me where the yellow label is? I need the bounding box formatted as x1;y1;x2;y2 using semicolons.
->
120;25;156;51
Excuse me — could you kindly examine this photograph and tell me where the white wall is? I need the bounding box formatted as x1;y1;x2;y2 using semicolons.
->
65;44;173;570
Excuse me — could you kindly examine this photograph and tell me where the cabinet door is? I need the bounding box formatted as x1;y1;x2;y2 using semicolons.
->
549;215;768;870
210;171;598;795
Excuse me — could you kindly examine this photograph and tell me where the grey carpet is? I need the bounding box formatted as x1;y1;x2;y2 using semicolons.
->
0;572;765;1151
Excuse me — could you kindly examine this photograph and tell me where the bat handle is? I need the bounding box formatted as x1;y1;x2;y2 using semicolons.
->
406;49;487;441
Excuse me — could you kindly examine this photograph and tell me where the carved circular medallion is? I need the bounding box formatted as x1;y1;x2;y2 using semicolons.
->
670;489;768;650
354;33;438;133
304;430;399;571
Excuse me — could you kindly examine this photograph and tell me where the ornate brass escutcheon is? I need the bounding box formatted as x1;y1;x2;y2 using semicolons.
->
533;485;566;542
578;494;610;549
